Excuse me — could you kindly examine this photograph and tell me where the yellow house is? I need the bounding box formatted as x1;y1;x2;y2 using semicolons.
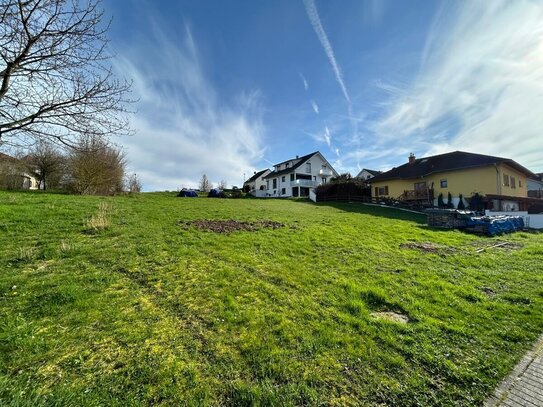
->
371;151;537;211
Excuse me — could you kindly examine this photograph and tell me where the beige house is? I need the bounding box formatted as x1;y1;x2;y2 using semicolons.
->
0;152;39;190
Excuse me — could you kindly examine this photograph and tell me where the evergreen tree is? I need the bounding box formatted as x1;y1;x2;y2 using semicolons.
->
438;193;445;208
447;192;454;208
457;194;465;210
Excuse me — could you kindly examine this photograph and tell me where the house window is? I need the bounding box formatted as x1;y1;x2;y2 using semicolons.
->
290;174;295;181
281;188;286;195
306;162;311;173
313;176;316;181
266;180;269;190
273;179;277;189
286;163;290;168
503;174;510;186
440;179;447;188
322;178;326;184
375;186;389;196
519;180;522;187
281;176;285;182
511;177;516;189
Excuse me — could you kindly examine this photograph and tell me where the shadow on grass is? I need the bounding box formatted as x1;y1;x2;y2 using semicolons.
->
292;199;427;224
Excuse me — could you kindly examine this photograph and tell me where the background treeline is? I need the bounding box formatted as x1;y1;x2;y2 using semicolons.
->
0;137;141;195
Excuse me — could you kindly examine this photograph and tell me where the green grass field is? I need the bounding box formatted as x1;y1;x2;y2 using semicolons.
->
1;191;542;406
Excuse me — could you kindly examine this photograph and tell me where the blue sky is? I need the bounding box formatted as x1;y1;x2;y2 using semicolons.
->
104;0;543;191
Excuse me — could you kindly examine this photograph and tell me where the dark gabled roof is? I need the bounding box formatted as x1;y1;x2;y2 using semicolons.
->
0;152;18;163
358;168;381;177
371;151;536;183
263;151;319;179
244;169;269;184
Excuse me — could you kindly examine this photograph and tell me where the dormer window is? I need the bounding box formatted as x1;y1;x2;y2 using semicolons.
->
286;162;290;168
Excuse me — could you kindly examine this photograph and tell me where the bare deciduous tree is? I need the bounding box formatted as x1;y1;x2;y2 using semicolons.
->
125;172;142;193
218;179;227;190
67;135;125;195
26;140;64;190
199;174;210;192
0;0;132;148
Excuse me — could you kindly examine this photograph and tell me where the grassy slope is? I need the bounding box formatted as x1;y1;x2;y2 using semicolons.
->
0;191;542;406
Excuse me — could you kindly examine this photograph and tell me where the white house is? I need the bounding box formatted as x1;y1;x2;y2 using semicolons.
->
262;151;338;198
0;152;39;190
243;169;271;197
355;168;382;182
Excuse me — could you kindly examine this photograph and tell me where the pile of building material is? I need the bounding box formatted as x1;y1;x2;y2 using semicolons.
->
465;216;525;236
425;209;474;229
426;209;525;235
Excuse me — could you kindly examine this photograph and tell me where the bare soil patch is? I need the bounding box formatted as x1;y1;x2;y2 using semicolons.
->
179;219;284;233
371;311;410;324
400;242;456;254
480;287;496;298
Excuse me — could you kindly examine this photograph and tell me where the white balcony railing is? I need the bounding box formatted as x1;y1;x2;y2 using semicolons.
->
319;169;334;177
290;180;318;187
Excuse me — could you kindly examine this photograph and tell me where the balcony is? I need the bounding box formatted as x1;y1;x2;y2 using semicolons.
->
401;189;434;201
319;169;334;177
291;179;318;188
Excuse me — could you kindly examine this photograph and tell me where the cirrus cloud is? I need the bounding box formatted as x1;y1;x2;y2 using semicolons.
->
375;0;543;172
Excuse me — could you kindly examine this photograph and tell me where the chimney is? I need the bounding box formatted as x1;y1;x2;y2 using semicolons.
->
253;171;256;175
408;153;416;164
296;155;299;159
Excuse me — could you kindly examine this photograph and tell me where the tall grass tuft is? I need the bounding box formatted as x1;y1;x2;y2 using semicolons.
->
86;202;113;232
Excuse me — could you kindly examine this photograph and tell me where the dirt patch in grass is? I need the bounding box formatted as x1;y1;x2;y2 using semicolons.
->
480;287;496;298
179;219;284;233
371;311;410;324
400;242;456;254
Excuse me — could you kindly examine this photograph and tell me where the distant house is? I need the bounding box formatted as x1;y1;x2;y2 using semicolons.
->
262;151;339;198
243;169;271;197
370;151;539;211
355;168;382;182
0;152;39;190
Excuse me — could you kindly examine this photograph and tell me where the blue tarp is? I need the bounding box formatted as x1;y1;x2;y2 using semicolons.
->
177;190;198;197
466;215;524;236
207;188;225;198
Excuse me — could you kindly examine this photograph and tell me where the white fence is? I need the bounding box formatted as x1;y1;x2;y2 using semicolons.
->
485;210;543;229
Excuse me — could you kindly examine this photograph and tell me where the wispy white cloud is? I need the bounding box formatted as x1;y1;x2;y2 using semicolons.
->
324;126;331;146
303;0;351;105
299;72;309;91
311;100;319;114
115;22;265;190
375;0;543;172
307;125;331;147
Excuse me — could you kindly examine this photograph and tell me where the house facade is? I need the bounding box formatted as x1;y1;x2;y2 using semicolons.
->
243;169;271;197
355;168;381;182
262;151;339;198
370;151;537;211
527;174;543;199
0;152;39;190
